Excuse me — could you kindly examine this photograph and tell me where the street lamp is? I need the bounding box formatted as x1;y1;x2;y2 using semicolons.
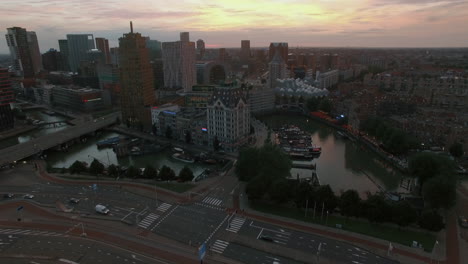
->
431;240;439;264
326;211;329;226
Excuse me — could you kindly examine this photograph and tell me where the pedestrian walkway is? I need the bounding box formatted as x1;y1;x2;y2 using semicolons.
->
211;239;229;254
226;217;245;233
0;228;67;237
156;203;171;213
138;213;159;229
203;196;223;206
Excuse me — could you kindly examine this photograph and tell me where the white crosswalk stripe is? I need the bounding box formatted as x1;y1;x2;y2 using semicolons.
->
138;213;159;229
226;217;246;233
202;196;223;207
0;229;67;237
210;239;229;254
156;203;172;212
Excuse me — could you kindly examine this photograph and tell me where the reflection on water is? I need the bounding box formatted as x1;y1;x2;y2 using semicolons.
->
259;114;404;196
0;110;70;149
46;132;210;176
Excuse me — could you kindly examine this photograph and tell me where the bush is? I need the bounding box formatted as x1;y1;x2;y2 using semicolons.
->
69;161;87;174
418;211;445;232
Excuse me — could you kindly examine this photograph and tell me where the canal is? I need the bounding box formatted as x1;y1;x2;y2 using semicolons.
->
0;110;70;150
258;114;407;196
46;132;211;176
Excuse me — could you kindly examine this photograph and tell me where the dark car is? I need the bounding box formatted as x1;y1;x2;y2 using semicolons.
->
259;235;274;242
459;216;468;228
3;193;14;199
69;198;80;204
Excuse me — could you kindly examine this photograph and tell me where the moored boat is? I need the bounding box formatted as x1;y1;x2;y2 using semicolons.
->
172;153;195;163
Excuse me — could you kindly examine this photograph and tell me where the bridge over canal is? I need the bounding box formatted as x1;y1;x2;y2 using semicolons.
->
0;113;120;167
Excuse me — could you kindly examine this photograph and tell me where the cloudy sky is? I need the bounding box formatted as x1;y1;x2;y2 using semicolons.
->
2;0;467;53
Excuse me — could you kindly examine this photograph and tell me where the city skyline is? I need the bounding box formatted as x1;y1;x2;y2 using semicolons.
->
2;0;468;54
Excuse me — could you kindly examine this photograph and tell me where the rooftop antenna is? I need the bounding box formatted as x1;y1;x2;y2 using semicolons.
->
130;21;133;33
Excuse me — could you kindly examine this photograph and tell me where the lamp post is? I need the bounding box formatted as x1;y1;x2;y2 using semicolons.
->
431;240;439;264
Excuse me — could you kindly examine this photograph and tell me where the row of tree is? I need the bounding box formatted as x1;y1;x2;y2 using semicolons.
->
235;143;446;232
360;117;419;155
306;97;333;113
68;159;194;182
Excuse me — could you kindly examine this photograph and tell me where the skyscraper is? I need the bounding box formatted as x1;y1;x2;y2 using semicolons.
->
180;32;190;42
0;68;14;132
162;32;196;92
268;42;288;63
145;38;162;61
196;39;205;59
95;37;111;64
58;39;70;71
119;22;155;129
5;27;42;77
268;51;287;89
240;40;250;62
66;34;95;72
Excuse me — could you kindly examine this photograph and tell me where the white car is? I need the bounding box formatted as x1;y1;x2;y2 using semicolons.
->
23;194;34;199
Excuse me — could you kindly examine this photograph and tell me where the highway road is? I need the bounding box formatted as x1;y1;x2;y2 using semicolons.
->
0;228;167;264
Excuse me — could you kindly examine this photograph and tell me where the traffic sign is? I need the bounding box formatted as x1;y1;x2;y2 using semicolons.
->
198;243;206;261
17;206;24;211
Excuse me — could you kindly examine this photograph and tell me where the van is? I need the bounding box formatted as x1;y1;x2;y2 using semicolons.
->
95;204;109;215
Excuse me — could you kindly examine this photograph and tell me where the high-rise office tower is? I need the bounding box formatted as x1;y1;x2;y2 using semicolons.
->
0;68;15;132
5;27;42;77
218;48;226;62
58;39;70;71
162;32;196;92
268;42;288;63
95;37;111;64
196;39;205;59
180;32;190;42
145;38;162;61
240;40;250;62
119;22;155;129
268;51;287;89
110;47;120;66
66;34;95;72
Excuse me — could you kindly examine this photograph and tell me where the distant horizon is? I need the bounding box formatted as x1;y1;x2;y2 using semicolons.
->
2;0;468;54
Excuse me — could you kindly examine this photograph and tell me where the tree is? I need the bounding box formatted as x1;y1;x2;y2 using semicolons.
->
143;165;158;179
213;136;220;152
126;165;140;178
306;97;320;112
69;161;87;174
185;131;192;144
418;211;445;231
294;181;314;208
246;174;269;200
107;164;119;177
422;175;456;210
178;166;194;182
315;185;338;212
339;190;361;218
89;159;105;175
165;126;172;139
449;142;463;158
318;98;332;113
235;147;260;181
363;193;390;223
408;152;455;190
268;178;291;203
392;201;418;229
257;143;292;181
159;165;175;181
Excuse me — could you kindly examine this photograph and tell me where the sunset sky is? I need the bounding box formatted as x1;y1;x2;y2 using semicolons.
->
2;0;467;53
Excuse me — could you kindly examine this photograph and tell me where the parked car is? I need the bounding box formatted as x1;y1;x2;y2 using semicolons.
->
69;198;80;204
95;204;109;215
259;235;274;242
23;194;34;199
459;216;468;228
3;193;14;199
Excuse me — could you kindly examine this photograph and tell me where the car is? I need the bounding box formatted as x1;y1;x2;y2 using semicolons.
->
23;194;34;199
459;216;468;228
259;235;274;242
3;193;14;199
69;198;80;204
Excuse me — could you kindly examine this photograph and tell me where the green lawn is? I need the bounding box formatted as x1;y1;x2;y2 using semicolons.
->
156;182;195;193
250;201;436;252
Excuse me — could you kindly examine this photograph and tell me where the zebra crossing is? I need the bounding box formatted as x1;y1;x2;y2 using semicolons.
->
210;239;229;254
156;203;171;213
226;217;245;233
0;229;67;237
138;213;159;229
202;197;223;207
